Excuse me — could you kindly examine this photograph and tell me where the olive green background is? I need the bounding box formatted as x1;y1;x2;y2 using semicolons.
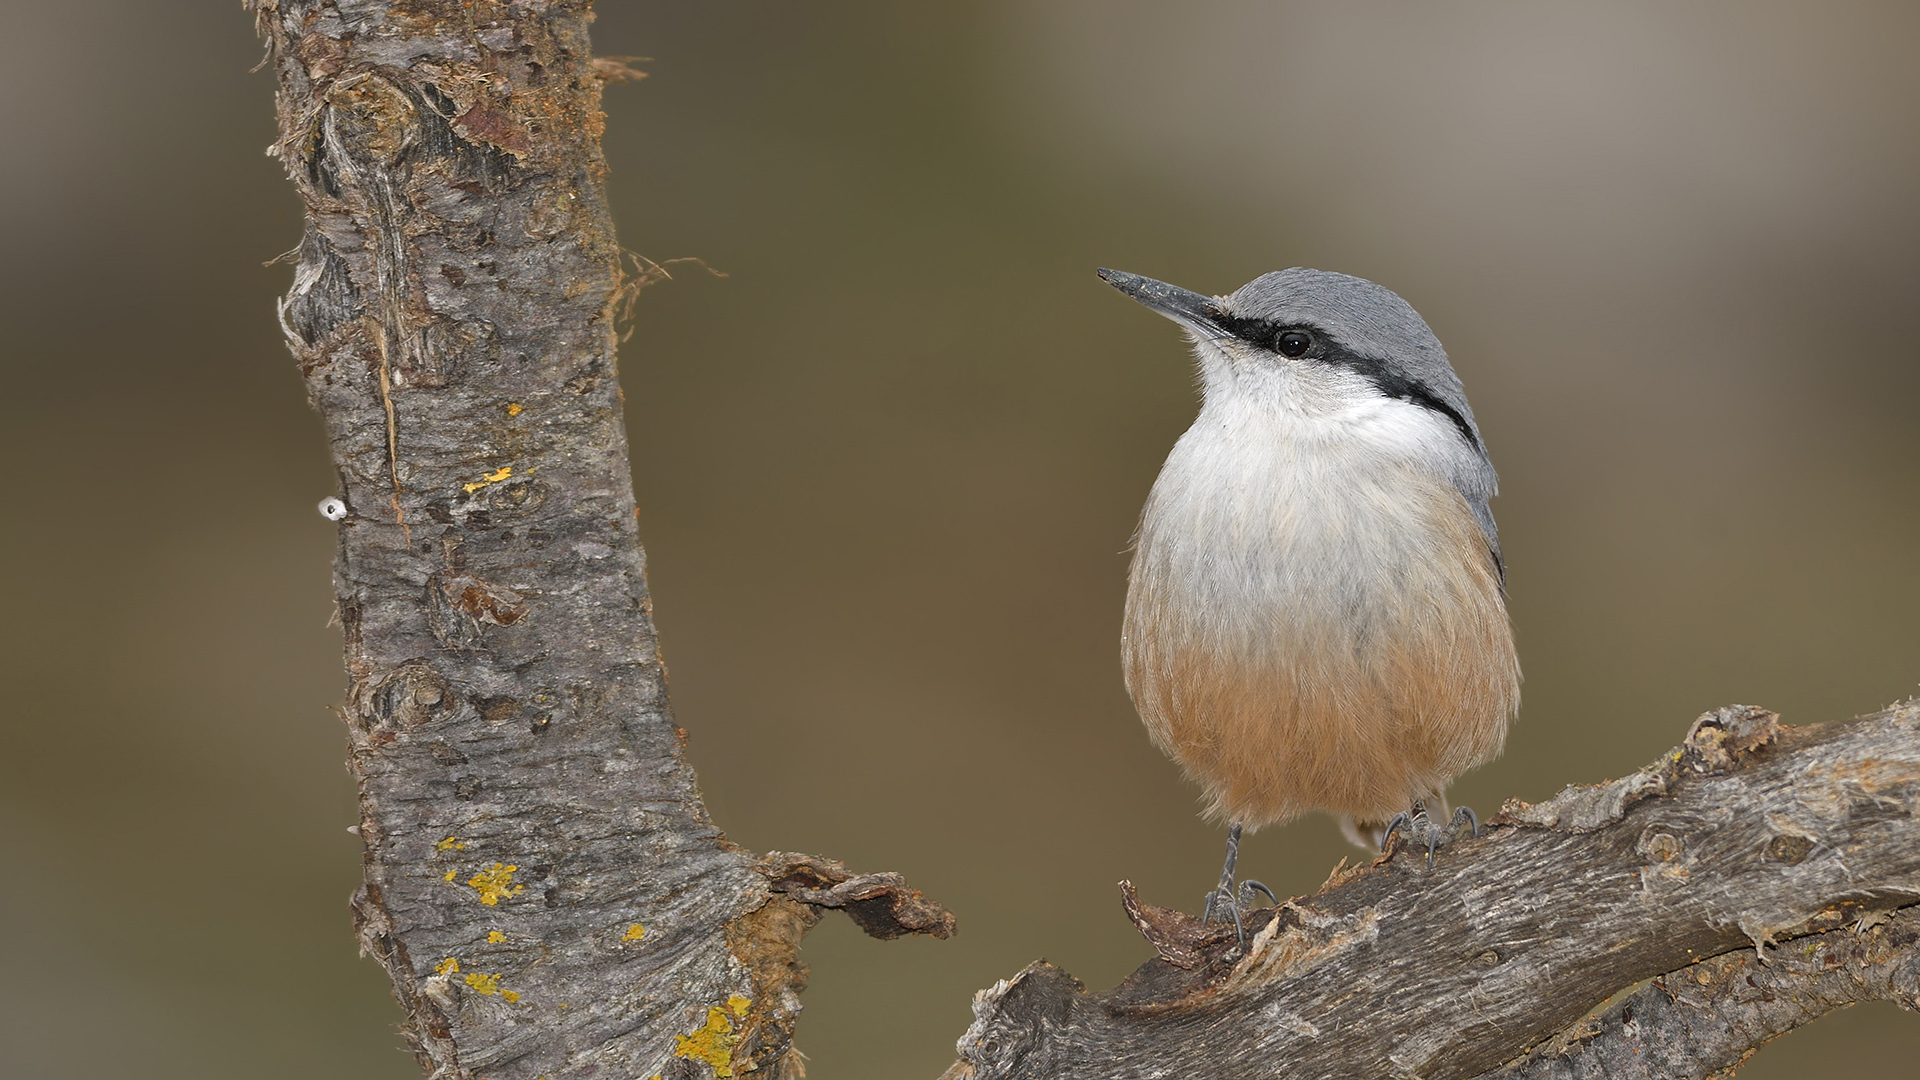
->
3;2;1917;1077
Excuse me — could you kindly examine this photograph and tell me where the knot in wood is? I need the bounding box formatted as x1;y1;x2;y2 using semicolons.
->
1638;825;1685;863
324;74;420;167
1765;833;1815;865
357;659;456;731
463;474;551;519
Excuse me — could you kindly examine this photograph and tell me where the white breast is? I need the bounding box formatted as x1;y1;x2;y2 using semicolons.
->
1137;384;1469;634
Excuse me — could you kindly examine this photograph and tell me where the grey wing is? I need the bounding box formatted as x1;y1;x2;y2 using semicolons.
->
1407;359;1505;587
1449;450;1505;588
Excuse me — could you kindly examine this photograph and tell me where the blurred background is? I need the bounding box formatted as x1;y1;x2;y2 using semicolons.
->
3;1;1918;1076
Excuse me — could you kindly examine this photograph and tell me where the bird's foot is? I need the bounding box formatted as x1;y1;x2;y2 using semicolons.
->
1381;801;1480;867
1202;878;1278;946
1201;822;1276;946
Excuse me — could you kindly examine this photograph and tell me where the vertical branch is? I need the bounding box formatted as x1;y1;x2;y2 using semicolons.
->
255;3;775;1076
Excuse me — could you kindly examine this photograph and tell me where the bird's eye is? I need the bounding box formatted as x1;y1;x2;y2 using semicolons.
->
1276;331;1312;357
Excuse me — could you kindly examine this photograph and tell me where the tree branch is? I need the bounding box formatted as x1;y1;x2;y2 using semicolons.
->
943;703;1920;1079
251;3;947;1077
1489;904;1920;1079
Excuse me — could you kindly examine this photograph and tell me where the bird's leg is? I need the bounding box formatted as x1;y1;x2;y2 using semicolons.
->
1201;822;1274;945
1201;823;1241;933
1381;800;1482;867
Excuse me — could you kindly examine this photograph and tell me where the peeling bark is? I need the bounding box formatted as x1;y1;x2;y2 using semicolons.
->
251;4;948;1078
944;704;1920;1079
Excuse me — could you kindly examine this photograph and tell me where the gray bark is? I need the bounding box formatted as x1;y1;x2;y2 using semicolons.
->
1487;903;1920;1079
943;704;1920;1079
252;4;1918;1079
252;4;949;1078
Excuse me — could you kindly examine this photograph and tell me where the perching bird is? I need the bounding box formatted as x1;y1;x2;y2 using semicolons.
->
1101;267;1519;935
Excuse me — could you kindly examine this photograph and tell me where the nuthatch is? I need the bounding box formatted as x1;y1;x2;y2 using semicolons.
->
1100;267;1520;935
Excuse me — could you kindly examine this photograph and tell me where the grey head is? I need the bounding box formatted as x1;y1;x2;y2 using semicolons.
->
1098;266;1505;580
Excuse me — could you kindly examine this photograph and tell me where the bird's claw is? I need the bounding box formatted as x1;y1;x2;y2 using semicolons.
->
1381;802;1480;867
1202;878;1276;946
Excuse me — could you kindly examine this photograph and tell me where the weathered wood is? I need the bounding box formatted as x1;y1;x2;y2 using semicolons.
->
251;3;948;1077
943;703;1920;1079
1489;904;1920;1079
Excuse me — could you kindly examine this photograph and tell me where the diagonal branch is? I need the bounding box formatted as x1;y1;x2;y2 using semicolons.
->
943;703;1920;1080
1489;904;1920;1079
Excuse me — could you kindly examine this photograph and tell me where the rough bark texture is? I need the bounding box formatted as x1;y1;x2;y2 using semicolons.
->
1489;903;1920;1079
252;4;949;1078
943;703;1920;1080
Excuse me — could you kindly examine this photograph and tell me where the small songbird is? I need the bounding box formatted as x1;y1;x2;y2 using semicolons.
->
1100;267;1519;935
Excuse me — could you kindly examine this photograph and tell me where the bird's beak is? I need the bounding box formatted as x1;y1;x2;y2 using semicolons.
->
1096;268;1229;340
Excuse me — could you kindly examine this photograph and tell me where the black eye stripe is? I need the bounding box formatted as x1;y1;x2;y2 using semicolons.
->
1210;312;1283;345
1214;315;1319;358
1352;364;1483;453
1213;315;1483;453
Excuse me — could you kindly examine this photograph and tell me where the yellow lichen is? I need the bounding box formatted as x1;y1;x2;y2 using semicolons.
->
436;836;467;851
434;957;460;976
622;923;647;942
444;870;457;882
728;995;750;1017
468;863;525;906
457;970;523;1004
673;1003;746;1078
507;403;524;417
463;466;514;493
488;931;507;944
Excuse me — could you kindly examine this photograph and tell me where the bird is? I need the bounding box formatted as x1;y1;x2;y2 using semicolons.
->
1099;266;1519;938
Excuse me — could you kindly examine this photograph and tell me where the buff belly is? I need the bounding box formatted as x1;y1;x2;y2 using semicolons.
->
1122;438;1519;829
